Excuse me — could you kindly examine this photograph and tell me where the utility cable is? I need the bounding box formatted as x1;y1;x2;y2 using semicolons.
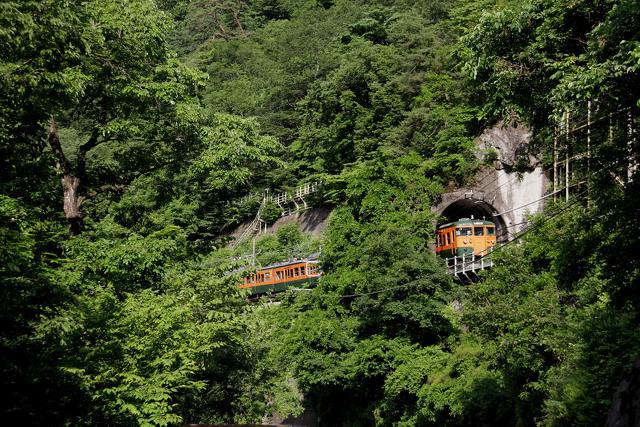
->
442;191;588;273
278;150;634;301
277;189;585;302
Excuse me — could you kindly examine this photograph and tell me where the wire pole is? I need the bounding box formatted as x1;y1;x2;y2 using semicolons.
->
587;100;591;205
628;111;632;182
565;111;570;201
553;126;558;201
252;237;256;266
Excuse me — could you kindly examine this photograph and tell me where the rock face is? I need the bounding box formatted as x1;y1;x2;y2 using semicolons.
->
433;122;549;241
607;359;640;427
477;121;536;170
267;207;332;237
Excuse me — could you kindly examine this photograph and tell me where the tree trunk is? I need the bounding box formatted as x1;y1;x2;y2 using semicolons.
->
47;118;85;235
61;174;84;235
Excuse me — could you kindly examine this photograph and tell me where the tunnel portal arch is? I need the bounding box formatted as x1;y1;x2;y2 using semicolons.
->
439;198;508;242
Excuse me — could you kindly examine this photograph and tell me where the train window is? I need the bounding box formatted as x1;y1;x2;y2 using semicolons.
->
456;227;472;236
474;227;484;236
486;227;495;236
444;233;449;245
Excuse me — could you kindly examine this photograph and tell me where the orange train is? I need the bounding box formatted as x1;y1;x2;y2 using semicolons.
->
239;258;321;295
435;218;496;257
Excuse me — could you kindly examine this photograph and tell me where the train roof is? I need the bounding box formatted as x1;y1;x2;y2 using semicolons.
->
437;218;495;229
230;254;320;276
256;254;320;271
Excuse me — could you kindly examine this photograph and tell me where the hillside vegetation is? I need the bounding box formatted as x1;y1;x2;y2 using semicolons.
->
1;0;639;425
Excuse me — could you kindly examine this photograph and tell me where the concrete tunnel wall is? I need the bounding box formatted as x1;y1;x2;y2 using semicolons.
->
434;167;548;242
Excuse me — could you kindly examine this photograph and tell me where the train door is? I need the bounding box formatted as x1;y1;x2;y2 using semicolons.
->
473;225;485;255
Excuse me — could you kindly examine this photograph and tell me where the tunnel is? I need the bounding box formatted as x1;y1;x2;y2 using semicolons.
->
439;198;508;242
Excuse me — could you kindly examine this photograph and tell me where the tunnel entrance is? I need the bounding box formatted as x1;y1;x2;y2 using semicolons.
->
439;198;508;242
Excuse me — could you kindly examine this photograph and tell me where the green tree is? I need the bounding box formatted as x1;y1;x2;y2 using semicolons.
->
1;0;206;234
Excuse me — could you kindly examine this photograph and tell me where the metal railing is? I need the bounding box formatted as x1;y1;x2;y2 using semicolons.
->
271;181;321;217
445;249;494;279
230;199;266;249
229;182;322;248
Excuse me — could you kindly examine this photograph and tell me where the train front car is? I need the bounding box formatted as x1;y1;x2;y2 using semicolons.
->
435;218;496;258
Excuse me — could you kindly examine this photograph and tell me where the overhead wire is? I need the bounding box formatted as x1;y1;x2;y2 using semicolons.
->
450;150;637;272
439;106;633;222
441;142;635;237
291;193;586;302
319;151;633;300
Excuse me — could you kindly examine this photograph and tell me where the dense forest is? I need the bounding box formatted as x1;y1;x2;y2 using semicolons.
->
1;0;639;425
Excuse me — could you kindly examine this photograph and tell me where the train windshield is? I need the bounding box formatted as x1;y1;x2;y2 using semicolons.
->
456;227;472;236
474;227;484;236
486;227;495;235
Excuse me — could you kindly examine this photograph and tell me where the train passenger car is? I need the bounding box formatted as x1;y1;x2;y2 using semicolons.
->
239;258;321;295
435;218;496;258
